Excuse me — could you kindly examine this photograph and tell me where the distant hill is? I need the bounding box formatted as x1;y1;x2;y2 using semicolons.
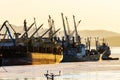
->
1;24;120;37
0;24;120;46
79;30;120;38
105;36;120;46
78;30;120;46
59;30;120;38
59;30;120;47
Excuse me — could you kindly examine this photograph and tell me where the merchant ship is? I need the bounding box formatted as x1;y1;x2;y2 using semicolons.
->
0;17;63;66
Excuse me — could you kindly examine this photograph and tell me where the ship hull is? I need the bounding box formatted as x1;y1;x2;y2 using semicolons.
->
0;44;63;66
32;53;63;65
2;53;63;66
62;54;100;62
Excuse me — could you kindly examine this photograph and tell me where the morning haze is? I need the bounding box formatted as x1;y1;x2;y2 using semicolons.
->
0;0;120;33
0;1;120;79
0;0;120;46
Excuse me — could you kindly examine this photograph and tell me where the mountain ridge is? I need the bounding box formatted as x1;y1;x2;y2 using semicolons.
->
1;24;120;37
59;29;120;38
0;25;120;46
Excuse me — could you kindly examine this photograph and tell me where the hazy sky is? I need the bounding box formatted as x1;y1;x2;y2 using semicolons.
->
0;0;120;33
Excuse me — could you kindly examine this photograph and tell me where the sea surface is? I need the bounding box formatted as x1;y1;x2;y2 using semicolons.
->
0;47;120;80
57;47;120;80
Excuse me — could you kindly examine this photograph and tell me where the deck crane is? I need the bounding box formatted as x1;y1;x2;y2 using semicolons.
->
36;26;53;42
73;15;81;44
0;20;15;45
65;16;71;35
61;13;68;40
48;15;53;38
23;20;28;39
40;27;52;38
48;19;59;40
51;19;57;37
7;22;21;40
3;30;7;39
30;24;43;38
34;18;39;37
70;20;81;39
19;20;35;46
7;21;21;45
20;22;35;38
28;23;43;46
65;16;74;44
0;20;17;37
49;28;61;39
48;15;60;41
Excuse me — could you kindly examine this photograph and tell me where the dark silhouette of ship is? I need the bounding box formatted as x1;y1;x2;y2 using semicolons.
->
56;13;119;62
0;14;118;66
0;18;63;66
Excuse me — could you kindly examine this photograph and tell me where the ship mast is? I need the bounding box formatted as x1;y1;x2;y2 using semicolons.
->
34;18;39;37
65;16;70;35
73;15;81;44
21;22;35;38
61;13;67;40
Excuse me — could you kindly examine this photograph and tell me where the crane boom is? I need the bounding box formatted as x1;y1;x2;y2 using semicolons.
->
4;25;14;41
0;20;8;31
30;24;43;38
48;15;53;38
70;20;81;36
49;28;60;39
3;30;7;39
20;22;35;38
36;27;52;42
34;18;39;37
41;27;52;38
73;15;79;42
23;20;28;38
7;21;16;33
52;20;55;31
65;16;70;35
0;20;15;44
61;13;67;39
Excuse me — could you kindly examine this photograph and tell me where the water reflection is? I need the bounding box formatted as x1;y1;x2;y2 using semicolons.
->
0;47;120;80
1;71;120;80
55;71;120;80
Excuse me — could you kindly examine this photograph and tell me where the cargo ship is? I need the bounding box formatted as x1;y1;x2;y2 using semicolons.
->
0;19;63;66
59;13;118;62
0;39;63;66
0;14;118;66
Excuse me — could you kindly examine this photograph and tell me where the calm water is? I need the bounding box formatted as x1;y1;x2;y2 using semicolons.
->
56;47;120;80
2;71;120;80
111;47;120;54
0;47;120;80
55;71;120;80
